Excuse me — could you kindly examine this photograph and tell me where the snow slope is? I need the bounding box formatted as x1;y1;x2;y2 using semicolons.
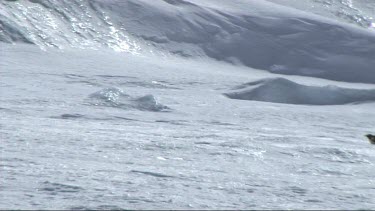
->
1;0;375;83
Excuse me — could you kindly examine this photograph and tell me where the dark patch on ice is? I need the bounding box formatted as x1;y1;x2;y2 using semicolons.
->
305;199;323;203
0;164;17;168
163;0;197;7
154;119;189;125
60;113;85;119
130;170;175;178
246;188;255;193
194;141;212;145
64;73;86;79
224;78;375;105
199;120;235;126
171;49;193;57
0;107;19;113
140;35;169;43
288;186;308;195
39;181;83;193
112;116;140;122
318;169;352;176
50;113;87;120
0;16;34;44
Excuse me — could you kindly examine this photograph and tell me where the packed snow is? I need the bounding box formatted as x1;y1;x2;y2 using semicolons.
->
1;0;375;210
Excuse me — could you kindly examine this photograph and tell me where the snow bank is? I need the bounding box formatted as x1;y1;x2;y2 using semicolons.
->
89;87;169;112
224;78;375;105
1;0;375;83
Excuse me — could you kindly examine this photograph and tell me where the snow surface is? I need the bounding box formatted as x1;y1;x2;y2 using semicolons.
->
1;0;375;210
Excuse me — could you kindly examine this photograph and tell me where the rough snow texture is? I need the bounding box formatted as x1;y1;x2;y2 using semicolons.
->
2;43;375;210
1;0;375;210
224;78;375;105
1;0;375;83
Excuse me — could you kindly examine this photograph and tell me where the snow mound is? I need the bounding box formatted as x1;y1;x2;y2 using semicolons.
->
89;87;130;106
224;78;375;105
88;87;169;111
134;94;170;112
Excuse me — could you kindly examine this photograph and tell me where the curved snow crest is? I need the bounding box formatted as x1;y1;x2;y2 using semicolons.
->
89;87;170;112
224;78;375;105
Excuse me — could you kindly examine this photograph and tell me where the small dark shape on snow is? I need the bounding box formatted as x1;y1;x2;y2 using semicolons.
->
60;113;85;119
365;134;375;145
134;94;170;112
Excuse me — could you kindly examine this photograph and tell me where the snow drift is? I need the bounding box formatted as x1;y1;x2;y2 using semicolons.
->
1;0;375;83
224;78;375;105
89;87;169;112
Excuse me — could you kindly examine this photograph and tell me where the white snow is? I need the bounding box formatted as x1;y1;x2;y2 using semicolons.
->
1;0;375;210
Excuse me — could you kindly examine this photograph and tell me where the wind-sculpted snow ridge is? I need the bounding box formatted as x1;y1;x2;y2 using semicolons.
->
2;0;375;83
224;78;375;105
88;87;170;112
